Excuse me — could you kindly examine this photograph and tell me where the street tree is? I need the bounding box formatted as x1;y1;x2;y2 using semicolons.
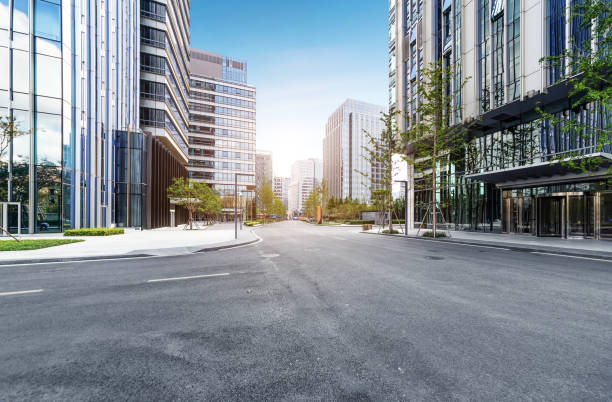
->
539;0;611;172
269;197;286;219
256;179;275;222
198;184;221;225
167;177;210;230
304;187;321;219
402;61;468;237
359;109;400;232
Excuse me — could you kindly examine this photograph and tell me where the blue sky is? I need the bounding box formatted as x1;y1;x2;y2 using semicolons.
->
191;1;389;177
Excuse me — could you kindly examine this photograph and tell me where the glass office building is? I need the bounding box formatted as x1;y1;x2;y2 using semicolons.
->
188;48;256;219
389;0;611;240
1;0;192;233
0;0;139;233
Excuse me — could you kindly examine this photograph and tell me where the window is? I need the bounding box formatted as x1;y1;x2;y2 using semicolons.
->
0;0;9;29
140;107;164;127
140;25;165;48
140;80;165;101
12;0;29;33
35;112;61;166
34;0;61;41
141;53;165;74
506;0;520;100
35;53;61;98
443;11;451;43
12;49;29;93
547;0;566;83
141;0;166;21
478;0;491;112
492;15;505;107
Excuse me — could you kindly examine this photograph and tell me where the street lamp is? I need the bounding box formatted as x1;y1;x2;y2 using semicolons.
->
235;173;254;239
394;180;409;236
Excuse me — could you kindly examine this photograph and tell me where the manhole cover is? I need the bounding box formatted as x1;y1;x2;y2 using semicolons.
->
425;256;445;261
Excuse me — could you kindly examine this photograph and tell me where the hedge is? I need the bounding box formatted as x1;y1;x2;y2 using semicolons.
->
64;228;125;236
347;220;375;225
244;220;262;227
421;231;447;238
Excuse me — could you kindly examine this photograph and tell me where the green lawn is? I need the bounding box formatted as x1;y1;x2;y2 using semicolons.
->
0;239;84;251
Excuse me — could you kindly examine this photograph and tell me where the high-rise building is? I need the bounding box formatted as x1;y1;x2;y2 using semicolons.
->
389;0;611;239
289;158;322;215
188;48;256;219
256;150;273;188
323;99;386;203
273;177;290;209
138;0;191;228
0;0;192;234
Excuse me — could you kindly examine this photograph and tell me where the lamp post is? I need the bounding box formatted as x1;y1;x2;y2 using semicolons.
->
394;180;409;236
235;173;254;239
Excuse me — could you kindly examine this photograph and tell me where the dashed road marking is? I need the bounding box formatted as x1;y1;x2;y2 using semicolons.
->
0;289;44;297
147;272;230;283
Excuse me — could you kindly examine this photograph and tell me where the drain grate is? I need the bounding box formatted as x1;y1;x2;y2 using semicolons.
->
425;256;445;261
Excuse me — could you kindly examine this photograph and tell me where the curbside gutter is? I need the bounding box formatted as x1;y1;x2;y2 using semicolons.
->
361;230;612;262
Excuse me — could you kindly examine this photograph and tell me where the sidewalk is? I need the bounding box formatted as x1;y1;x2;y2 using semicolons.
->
364;226;612;259
0;223;259;265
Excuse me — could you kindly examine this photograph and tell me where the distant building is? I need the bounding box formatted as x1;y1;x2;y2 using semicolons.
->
273;177;290;209
323;99;386;203
256;151;274;188
289;159;322;215
188;48;256;222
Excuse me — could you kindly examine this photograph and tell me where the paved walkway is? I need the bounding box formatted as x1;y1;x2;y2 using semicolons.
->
365;226;612;257
0;223;258;264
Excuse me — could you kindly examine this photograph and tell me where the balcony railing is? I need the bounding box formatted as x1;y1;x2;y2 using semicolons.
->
141;9;165;22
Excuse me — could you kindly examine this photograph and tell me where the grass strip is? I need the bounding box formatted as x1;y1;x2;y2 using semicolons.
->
0;239;84;251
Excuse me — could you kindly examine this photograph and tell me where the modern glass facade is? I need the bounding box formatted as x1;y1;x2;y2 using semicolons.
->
1;0;192;233
188;48;256;212
390;0;611;240
1;0;139;233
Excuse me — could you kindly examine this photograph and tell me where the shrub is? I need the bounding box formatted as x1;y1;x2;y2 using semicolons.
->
64;228;124;237
382;229;400;234
422;231;447;238
392;219;406;224
347;220;375;225
244;220;262;227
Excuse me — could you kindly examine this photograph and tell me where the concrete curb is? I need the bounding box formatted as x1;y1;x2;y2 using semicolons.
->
360;231;612;261
0;231;261;266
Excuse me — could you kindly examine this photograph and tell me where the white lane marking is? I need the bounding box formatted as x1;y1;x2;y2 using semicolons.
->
147;272;230;283
0;255;154;268
531;252;612;263
418;238;510;251
0;289;43;297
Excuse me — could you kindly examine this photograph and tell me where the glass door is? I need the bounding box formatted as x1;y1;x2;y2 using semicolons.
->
567;195;585;237
539;197;563;237
601;193;612;240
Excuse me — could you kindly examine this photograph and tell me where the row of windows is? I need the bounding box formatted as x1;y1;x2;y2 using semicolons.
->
190;113;255;129
189;103;256;119
141;53;165;75
189;125;255;140
190;90;256;110
190;80;255;99
141;0;166;22
188;160;255;171
141;25;165;48
188;136;255;151
189;148;254;160
189;171;255;184
140;80;165;101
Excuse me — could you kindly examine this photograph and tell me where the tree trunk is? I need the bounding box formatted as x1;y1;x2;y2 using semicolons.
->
432;150;437;238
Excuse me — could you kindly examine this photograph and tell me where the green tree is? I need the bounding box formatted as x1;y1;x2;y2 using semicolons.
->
167;177;211;230
359;110;400;232
539;0;611;172
198;183;221;224
304;187;321;218
256;179;275;222
403;61;468;237
270;197;286;219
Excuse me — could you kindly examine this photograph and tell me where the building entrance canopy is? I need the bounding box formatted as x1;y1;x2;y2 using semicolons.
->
465;153;612;189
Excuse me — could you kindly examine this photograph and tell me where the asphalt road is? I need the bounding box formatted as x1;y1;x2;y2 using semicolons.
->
1;221;611;401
